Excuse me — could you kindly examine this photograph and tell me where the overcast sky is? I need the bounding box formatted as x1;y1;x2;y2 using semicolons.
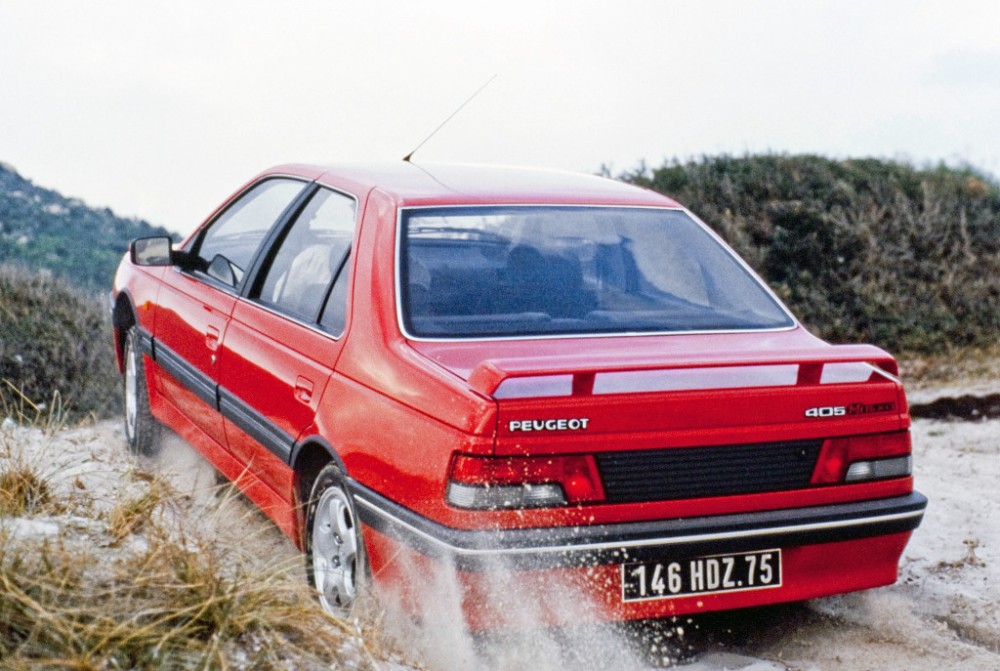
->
2;1;1000;235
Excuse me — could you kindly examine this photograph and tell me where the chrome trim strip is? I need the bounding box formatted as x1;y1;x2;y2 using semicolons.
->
354;495;924;560
353;485;926;573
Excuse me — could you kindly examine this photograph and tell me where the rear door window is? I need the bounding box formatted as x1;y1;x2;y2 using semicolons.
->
254;187;356;323
318;253;353;336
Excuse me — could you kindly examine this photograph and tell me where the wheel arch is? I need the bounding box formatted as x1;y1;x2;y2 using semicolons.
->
112;290;138;373
290;435;348;544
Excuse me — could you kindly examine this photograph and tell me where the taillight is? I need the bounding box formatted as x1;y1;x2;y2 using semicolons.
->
446;453;605;510
812;431;912;484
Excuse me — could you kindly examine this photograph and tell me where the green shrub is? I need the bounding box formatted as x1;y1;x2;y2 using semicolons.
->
0;264;119;420
619;155;1000;354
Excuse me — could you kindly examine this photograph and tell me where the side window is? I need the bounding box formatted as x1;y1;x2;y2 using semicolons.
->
319;254;352;336
193;178;306;287
256;188;356;322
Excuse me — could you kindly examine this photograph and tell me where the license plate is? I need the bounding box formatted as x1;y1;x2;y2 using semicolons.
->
621;549;782;602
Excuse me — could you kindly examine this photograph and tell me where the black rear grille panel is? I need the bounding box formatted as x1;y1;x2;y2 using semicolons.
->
595;439;823;504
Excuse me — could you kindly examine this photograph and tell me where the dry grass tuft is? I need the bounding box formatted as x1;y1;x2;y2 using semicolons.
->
0;462;52;517
0;531;361;670
0;419;396;670
106;478;169;542
1;381;68;436
0;421;61;518
0;527;384;670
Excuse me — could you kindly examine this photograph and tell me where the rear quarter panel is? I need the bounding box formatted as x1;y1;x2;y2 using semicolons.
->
311;187;497;518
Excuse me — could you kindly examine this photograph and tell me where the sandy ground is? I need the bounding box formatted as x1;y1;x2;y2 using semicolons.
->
2;411;998;670
707;418;1000;671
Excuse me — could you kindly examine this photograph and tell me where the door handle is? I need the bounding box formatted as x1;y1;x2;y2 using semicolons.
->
205;325;221;351
294;376;314;403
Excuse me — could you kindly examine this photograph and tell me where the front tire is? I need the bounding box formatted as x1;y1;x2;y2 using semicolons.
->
306;462;367;615
123;327;160;455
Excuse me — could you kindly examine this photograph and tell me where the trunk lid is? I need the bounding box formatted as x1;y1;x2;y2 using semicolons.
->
411;328;908;456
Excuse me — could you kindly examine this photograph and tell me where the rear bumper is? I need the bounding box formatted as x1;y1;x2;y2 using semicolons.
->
352;482;926;571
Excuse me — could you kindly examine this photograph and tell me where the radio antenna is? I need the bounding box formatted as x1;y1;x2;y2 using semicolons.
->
403;74;497;162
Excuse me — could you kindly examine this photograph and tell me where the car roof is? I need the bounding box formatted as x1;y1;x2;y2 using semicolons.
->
264;161;682;208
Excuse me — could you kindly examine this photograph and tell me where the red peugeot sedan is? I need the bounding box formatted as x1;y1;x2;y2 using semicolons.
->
112;162;925;628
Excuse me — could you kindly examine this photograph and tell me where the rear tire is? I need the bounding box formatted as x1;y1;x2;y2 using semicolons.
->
123;327;160;455
306;462;368;616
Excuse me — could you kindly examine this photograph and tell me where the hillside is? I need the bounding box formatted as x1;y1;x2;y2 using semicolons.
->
617;155;1000;354
0;162;173;292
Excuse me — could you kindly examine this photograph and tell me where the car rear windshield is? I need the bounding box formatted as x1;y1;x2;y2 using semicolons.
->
399;206;794;338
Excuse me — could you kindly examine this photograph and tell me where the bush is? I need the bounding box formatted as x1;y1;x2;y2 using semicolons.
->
619;155;1000;354
0;264;119;420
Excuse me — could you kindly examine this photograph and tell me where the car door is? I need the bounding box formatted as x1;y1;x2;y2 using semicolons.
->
218;186;358;494
151;177;309;449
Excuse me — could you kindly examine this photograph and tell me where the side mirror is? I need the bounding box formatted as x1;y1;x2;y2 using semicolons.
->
130;237;173;266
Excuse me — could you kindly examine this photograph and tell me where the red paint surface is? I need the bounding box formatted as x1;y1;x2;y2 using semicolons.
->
112;162;923;626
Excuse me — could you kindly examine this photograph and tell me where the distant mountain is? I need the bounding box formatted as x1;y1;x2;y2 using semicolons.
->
0;162;173;292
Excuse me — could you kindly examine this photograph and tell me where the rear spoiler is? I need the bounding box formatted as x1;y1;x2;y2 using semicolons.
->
467;344;899;398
